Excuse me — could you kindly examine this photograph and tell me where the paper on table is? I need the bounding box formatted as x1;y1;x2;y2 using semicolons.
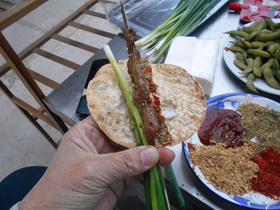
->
164;36;219;95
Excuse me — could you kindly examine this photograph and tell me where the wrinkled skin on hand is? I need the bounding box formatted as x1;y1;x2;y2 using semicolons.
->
20;116;175;210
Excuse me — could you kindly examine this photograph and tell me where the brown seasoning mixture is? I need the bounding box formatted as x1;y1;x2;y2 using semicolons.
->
189;142;259;195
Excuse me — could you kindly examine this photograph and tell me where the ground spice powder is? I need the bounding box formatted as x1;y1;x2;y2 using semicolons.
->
188;143;259;195
237;103;280;153
250;146;280;200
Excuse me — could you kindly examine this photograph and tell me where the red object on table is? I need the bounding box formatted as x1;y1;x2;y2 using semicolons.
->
228;3;243;13
229;0;280;22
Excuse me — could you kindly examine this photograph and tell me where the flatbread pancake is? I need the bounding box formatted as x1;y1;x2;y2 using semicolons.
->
87;59;206;148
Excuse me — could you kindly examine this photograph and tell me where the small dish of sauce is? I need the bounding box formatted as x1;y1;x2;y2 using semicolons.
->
198;108;243;148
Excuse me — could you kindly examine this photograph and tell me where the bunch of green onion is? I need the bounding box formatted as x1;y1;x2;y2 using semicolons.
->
135;0;218;63
104;45;185;210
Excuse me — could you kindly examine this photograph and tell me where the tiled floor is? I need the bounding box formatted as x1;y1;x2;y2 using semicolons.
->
0;0;118;181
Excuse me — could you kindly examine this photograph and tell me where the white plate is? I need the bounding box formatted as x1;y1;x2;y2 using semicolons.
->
182;93;280;209
223;19;280;96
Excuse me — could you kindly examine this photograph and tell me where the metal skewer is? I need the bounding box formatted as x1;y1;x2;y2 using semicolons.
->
120;2;170;209
120;2;129;30
121;1;136;54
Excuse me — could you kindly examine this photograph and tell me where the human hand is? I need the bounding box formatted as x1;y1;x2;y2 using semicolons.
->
20;116;175;210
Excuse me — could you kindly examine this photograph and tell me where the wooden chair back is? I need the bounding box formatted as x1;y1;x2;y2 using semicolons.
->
0;0;117;148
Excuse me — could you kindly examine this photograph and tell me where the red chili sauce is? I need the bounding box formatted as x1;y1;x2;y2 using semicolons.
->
198;108;243;148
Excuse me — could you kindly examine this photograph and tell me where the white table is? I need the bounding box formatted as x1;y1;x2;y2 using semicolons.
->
45;0;280;209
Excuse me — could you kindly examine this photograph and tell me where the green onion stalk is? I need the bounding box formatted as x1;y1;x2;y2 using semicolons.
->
165;164;185;208
152;0;218;63
135;0;190;48
103;45;172;210
145;0;199;57
135;0;218;63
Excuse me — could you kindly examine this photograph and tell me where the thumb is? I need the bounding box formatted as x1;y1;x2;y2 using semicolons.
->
97;146;159;183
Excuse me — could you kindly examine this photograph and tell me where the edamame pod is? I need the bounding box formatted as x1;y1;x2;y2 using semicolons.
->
246;20;265;41
273;22;280;29
236;52;245;62
242;26;253;34
241;38;253;48
253;56;262;77
258;46;264;51
247;49;271;58
272;59;280;81
263;67;280;89
274;46;280;56
251;41;265;48
258;30;280;41
241;58;254;74
260;58;274;73
267;43;279;55
248;20;262;31
246;73;258;93
234;59;247;70
251;41;277;48
258;29;273;35
274;51;280;62
230;40;246;49
230;46;247;58
225;30;249;38
272;58;279;70
264;18;274;30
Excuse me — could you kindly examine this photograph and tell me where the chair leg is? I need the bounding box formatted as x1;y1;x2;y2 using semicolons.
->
51;112;69;134
0;80;59;149
0;32;68;134
18;105;59;149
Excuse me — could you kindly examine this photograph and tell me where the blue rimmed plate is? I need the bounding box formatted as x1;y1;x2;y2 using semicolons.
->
182;93;280;209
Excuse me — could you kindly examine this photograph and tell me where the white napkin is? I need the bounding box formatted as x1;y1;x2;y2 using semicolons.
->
164;36;219;95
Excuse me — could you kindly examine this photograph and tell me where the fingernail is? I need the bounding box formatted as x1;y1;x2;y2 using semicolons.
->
141;147;159;166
